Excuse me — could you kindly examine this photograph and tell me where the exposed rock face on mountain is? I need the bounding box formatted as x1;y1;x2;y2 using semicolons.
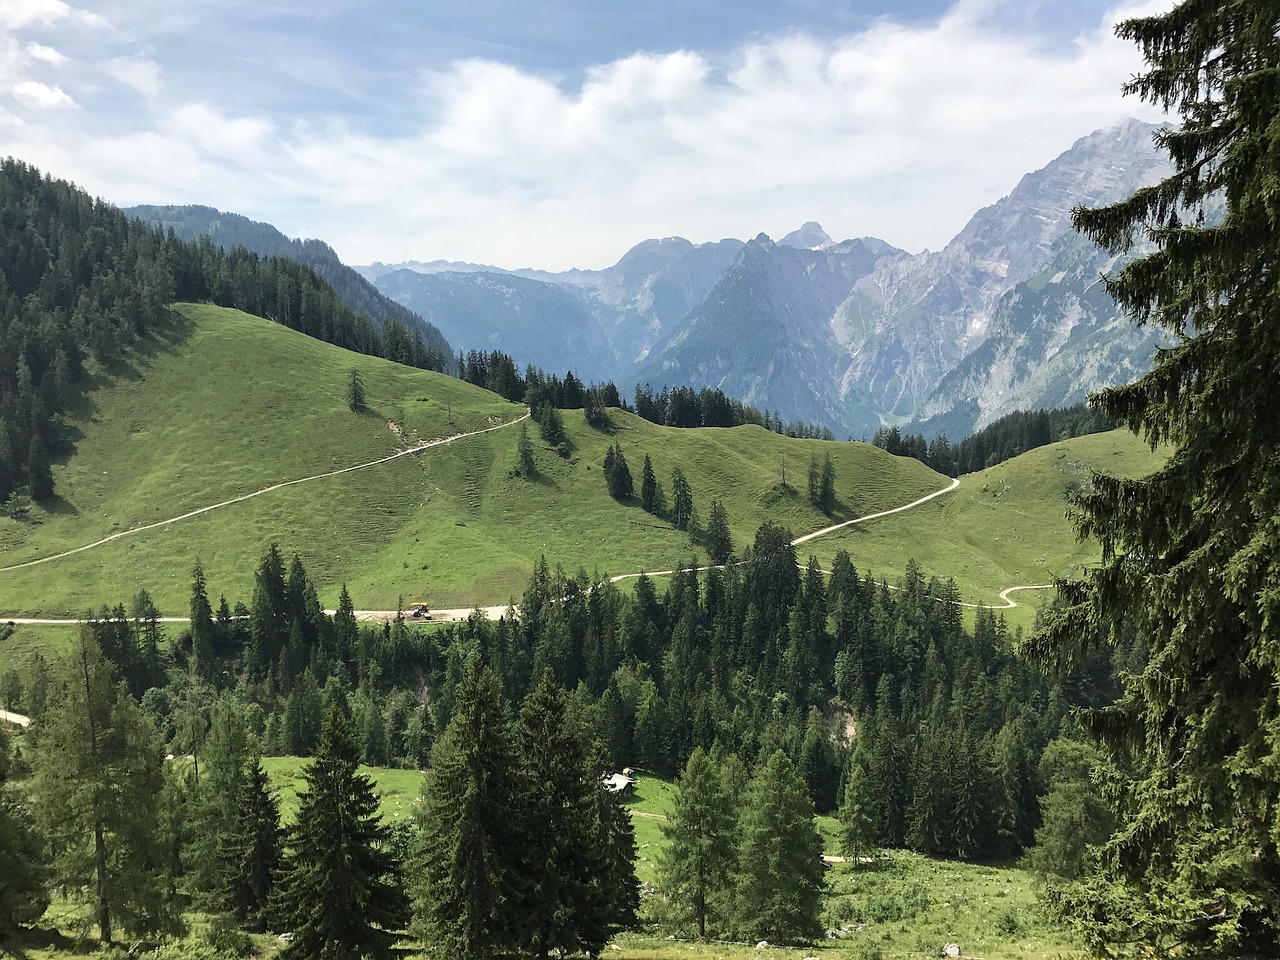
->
832;118;1171;426
126;204;454;360
634;235;900;432
374;269;617;380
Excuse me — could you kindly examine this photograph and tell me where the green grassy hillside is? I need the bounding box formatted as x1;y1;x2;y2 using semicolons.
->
803;429;1167;629
0;303;947;616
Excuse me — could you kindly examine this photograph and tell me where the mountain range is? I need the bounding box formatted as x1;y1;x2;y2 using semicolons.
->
133;119;1171;439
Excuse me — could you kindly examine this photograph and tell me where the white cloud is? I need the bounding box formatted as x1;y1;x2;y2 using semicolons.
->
0;0;1174;270
25;42;67;66
106;55;162;101
0;0;71;30
12;80;76;109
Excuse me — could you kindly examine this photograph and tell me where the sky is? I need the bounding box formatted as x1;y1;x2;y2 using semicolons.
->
1;0;1170;271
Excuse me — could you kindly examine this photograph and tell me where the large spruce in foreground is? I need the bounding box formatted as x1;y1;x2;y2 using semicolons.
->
1028;0;1280;955
272;705;408;959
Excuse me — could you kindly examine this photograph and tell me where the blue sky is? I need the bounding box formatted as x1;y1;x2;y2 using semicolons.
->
2;0;1168;269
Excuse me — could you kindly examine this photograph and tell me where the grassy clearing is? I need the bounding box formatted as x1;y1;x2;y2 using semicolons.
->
0;622;79;675
802;430;1167;632
0;303;947;617
259;754;424;824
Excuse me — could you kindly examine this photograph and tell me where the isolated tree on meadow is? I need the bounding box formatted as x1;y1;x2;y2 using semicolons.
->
1025;0;1280;955
515;421;535;478
640;454;658;513
346;367;365;412
704;499;733;565
670;467;693;530
837;749;877;865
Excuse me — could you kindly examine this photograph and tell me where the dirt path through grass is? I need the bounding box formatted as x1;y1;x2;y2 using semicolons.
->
0;413;528;577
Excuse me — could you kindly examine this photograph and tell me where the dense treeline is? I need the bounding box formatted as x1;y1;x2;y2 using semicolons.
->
128;203;453;364
635;382;835;439
874;403;1118;476
0;159;448;506
0;531;1125;951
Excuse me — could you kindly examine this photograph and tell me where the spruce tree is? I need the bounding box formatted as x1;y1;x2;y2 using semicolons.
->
670;467;692;530
412;658;521;960
734;750;824;944
1026;2;1280;954
515;421;535;478
514;668;612;959
819;453;836;513
640;454;658;513
224;755;281;930
705;499;733;565
346;367;365;412
837;750;876;865
273;705;408;959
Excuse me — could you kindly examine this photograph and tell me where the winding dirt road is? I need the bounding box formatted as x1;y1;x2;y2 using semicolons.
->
0;414;528;577
0;442;1049;626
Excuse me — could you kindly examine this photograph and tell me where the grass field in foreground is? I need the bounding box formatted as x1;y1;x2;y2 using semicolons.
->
260;755;424;824
0;303;947;617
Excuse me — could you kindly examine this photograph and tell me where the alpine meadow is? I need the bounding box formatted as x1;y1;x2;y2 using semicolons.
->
2;1;1279;959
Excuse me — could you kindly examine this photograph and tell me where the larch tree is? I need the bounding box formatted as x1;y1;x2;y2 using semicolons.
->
734;749;824;944
29;627;178;943
670;467;693;531
346;367;365;412
1024;1;1280;955
659;746;738;939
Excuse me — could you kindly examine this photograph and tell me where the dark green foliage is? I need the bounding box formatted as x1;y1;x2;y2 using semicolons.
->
514;669;621;958
346;367;366;412
26;432;52;501
514;421;535;478
273;705;409;960
659;747;738;938
633;382;834;438
704;499;733;565
734;750;824;944
29;627;179;942
1022;739;1112;882
412;659;522;960
0;726;48;940
883;402;1117;475
1024;2;1280;955
670;467;693;530
640;454;658;513
603;441;632;499
837;750;876;864
224;756;281;930
535;401;564;445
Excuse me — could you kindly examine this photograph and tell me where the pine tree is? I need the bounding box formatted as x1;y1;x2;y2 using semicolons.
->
273;705;409;960
837;750;876;865
189;559;216;682
515;421;535;478
705;500;733;565
346;367;365;412
640;454;658;513
670;467;692;530
734;749;824;944
1026;2;1280;954
29;627;178;942
514;668;613;959
224;755;281;930
659;746;737;938
412;658;522;960
819;453;836;513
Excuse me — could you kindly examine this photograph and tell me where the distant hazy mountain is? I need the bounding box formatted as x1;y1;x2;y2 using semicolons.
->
634;234;901;432
357;119;1169;440
126;204;453;360
374;269;617;380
